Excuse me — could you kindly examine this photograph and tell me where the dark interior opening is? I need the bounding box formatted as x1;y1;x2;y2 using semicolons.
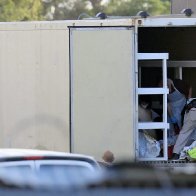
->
138;27;196;61
138;27;196;97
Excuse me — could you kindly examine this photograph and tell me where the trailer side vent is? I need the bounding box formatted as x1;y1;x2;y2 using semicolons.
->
136;11;149;18
96;12;107;19
181;8;193;17
78;13;91;20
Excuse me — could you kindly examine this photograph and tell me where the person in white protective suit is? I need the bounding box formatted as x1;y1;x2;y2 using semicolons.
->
167;79;187;128
166;79;192;148
172;99;196;160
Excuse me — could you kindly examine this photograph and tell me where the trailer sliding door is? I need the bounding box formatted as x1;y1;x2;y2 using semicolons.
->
70;27;134;160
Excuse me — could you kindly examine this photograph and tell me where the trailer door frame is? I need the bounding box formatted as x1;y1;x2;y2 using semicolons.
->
137;53;169;161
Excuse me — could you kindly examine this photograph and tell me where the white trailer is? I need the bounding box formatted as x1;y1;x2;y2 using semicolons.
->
0;15;196;162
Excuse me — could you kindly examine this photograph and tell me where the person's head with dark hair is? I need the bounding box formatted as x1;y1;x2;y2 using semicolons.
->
139;95;152;109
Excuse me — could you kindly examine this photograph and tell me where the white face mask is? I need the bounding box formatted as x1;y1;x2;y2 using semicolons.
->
141;103;149;109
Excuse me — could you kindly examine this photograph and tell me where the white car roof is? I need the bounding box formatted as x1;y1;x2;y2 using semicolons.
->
0;148;95;160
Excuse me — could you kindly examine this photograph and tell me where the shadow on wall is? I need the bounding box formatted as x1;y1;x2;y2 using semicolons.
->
5;114;68;150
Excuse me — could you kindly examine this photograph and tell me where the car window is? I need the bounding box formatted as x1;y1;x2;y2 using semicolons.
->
35;160;98;186
0;161;34;178
39;164;92;180
0;159;99;188
1;165;32;173
36;160;95;171
0;161;34;171
40;164;90;173
0;161;35;187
